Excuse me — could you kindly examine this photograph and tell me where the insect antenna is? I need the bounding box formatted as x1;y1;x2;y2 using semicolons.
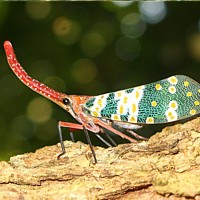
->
83;127;97;163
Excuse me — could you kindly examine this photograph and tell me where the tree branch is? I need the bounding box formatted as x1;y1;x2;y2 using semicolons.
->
0;117;200;199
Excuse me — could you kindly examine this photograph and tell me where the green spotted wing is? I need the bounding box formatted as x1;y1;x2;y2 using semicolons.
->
83;75;200;124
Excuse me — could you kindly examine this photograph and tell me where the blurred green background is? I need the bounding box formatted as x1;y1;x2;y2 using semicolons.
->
0;2;200;160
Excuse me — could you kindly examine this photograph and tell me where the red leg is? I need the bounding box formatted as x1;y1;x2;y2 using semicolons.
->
95;119;138;143
127;130;148;140
57;121;84;159
58;121;84;131
58;121;98;163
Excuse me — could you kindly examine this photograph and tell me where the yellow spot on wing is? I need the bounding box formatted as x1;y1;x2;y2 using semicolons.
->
168;111;172;116
98;99;103;107
117;92;122;97
135;91;140;99
169;100;178;110
187;92;192;97
165;109;177;122
155;84;162;90
151;101;157;107
168;76;178;85
92;111;99;117
170;116;175;120
128;116;137;123
112;114;120;120
190;109;196;115
123;96;128;104
137;86;144;89
184;81;189;87
198;89;200;93
194;101;200;106
146;117;154;123
119;105;124;114
95;107;100;111
168;112;175;120
132;103;137;114
168;86;176;94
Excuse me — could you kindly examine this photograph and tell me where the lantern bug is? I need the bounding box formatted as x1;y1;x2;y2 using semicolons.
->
4;41;200;163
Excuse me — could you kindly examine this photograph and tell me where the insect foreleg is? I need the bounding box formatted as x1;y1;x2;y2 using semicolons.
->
57;121;84;159
58;121;97;163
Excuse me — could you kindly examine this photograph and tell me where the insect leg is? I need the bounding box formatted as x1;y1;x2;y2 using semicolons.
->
95;119;138;143
95;133;112;147
98;127;117;146
70;132;75;142
127;130;148;140
58;121;97;163
57;121;84;159
104;132;117;147
83;126;97;163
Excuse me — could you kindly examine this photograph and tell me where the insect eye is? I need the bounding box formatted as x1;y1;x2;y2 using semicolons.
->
62;98;70;105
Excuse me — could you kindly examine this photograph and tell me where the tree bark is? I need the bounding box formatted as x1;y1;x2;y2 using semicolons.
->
0;117;200;200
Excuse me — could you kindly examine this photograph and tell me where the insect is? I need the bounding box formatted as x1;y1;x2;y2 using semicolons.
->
4;41;200;163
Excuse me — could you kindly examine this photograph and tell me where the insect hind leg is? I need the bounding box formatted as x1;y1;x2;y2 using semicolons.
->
105;133;117;146
113;121;148;140
95;133;112;147
95;119;138;143
127;130;148;140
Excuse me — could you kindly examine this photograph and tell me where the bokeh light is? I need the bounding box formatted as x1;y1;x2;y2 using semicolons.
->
26;2;51;20
80;32;106;57
198;19;200;31
188;33;200;62
139;2;167;24
112;1;134;8
35;118;57;141
0;75;23;98
115;37;141;61
71;58;97;84
161;44;183;69
26;97;53;124
121;13;146;38
29;59;55;81
53;17;81;45
92;21;116;44
0;116;7;136
11;115;35;140
44;76;66;94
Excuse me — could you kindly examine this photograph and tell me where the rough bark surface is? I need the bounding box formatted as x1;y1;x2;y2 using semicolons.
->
0;117;200;200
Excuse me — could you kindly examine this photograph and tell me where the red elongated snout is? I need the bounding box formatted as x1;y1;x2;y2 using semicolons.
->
4;41;68;109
